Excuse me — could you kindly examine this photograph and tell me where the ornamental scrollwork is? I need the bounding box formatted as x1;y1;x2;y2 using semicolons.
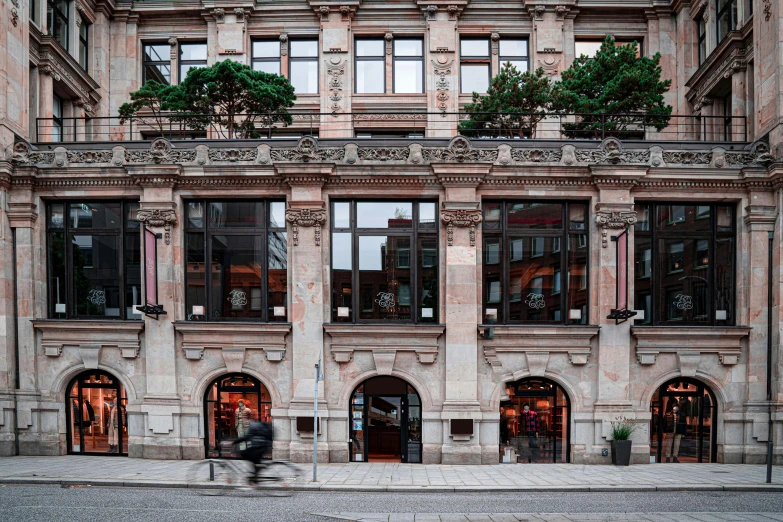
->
432;59;452;114
66;151;114;164
285;206;327;246
441;207;482;247
271;137;345;163
326;59;346;113
511;149;563;163
423;136;498;164
595;210;637;248
661;151;712;165
208;149;258;162
136;208;177;245
673;294;693;310
357;148;410;162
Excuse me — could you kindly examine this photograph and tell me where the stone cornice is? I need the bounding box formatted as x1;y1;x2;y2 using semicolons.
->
173;322;291;364
632;326;750;369
6;202;38;228
33;319;144;360
685;25;752;104
325;324;444;366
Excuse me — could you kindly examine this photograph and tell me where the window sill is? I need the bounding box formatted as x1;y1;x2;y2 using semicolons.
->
324;323;445;367
173;321;291;366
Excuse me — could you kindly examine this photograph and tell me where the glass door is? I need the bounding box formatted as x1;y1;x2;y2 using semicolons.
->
651;379;716;463
67;371;127;455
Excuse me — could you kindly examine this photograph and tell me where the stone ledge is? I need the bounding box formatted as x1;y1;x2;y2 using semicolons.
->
172;322;291;369
32;320;145;366
324;324;445;369
479;325;600;374
631;326;751;374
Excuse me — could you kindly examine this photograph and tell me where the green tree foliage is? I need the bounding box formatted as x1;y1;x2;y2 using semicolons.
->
459;64;554;139
118;80;178;135
550;36;672;139
119;60;297;139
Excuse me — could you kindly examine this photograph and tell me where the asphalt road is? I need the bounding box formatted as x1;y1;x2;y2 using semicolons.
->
1;485;783;522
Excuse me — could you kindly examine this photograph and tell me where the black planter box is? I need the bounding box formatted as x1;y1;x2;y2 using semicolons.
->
611;440;632;466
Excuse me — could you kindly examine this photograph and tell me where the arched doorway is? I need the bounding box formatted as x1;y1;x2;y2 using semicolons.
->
499;377;570;463
349;376;422;463
203;373;272;458
650;377;716;463
66;370;128;455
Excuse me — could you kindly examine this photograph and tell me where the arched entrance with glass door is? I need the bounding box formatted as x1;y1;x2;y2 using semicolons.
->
499;377;570;463
203;373;272;458
650;377;717;463
66;370;128;455
349;376;422;463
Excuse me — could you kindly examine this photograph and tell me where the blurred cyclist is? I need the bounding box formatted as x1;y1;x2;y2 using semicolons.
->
234;420;273;485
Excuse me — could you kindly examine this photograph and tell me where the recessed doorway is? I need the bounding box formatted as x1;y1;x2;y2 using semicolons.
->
66;370;127;456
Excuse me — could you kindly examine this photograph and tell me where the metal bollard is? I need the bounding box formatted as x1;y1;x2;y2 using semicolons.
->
209;461;214;481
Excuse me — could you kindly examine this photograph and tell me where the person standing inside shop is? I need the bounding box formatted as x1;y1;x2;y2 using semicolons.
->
664;404;687;462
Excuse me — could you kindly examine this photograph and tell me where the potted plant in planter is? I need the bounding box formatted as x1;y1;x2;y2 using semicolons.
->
610;417;638;466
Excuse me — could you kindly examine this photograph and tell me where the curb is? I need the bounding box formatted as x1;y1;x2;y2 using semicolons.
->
1;477;783;493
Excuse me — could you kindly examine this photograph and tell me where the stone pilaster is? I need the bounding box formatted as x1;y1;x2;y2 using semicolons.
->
0;170;14;455
435;164;487;464
731;63;748;141
278;164;331;462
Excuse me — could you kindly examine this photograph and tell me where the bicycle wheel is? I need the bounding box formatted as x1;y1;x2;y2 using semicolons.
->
187;460;242;496
256;461;302;497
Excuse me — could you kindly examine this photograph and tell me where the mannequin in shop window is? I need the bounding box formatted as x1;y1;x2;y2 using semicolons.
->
664;405;687;462
107;396;120;453
235;400;252;451
521;404;539;463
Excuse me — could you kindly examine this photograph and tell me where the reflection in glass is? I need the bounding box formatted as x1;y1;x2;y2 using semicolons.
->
418;236;437;322
268;232;287;321
210;235;264;320
356;60;385;94
205;374;272;458
568;235;588;324
359;236;411;321
291;61;318;94
660;238;709;323
461;64;489;94
72;235;120;317
186;233;206;319
508;236;560;322
68;371;128;455
357;202;413;228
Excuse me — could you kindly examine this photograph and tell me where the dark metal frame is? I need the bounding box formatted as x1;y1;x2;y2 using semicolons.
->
47;0;69;51
66;370;127;456
47;201;140;320
716;0;737;44
349;377;423;463
392;38;424;94
289;39;319;94
142;42;171;85
203;372;272;459
608;230;637;324
459;37;491;94
652;377;718;463
502;376;571;463
179;42;208;82
574;37;645;58
136;228;166;319
52;94;63;143
250;39;282;75
481;201;590;325
183;200;286;322
355;38;386;94
633;202;735;326
330;200;439;324
498;37;530;73
697;17;707;66
79;21;89;71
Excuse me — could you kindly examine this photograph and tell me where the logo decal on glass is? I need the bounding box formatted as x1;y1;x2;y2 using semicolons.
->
228;289;248;307
87;289;106;305
673;294;693;310
375;292;395;311
524;293;546;309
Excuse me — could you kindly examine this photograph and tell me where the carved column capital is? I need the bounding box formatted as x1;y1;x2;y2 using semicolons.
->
441;202;482;247
594;204;637;248
385;33;393;55
285;202;327;246
137;203;177;245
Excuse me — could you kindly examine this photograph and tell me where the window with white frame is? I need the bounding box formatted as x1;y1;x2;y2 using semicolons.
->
393;39;423;93
499;39;529;72
460;38;490;94
289;40;318;94
252;40;282;75
356;39;385;94
179;42;208;81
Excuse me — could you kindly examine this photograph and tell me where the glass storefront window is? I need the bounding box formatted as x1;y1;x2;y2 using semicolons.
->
67;370;128;455
650;378;716;463
47;202;141;320
185;200;286;322
331;201;438;323
482;201;588;325
634;202;735;326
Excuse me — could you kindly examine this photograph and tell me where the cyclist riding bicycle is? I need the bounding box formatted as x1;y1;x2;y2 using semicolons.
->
234;420;273;485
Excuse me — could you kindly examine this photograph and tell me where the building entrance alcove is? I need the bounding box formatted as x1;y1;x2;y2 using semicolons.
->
349;376;422;463
499;377;570;463
66;370;128;456
650;377;717;463
203;373;272;458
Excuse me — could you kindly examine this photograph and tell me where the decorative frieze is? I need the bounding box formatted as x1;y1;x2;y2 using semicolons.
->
326;57;346;113
271;137;345;163
441;201;482;247
594;205;637;248
137;204;177;245
285;202;327;246
432;57;452;114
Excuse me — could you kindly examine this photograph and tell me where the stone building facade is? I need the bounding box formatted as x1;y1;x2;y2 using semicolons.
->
0;0;782;465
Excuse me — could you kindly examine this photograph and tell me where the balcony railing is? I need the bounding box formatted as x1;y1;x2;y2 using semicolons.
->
34;111;748;144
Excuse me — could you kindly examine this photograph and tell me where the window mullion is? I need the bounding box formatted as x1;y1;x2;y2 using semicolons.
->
118;204;126;319
262;203;269;323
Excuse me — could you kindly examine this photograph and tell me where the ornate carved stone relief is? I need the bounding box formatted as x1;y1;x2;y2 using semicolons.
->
208;148;257;162
137;205;177;245
595;206;637;248
326;58;346;113
270;137;345;163
357;148;410;162
441;202;482;247
285;204;327;246
432;57;453;114
423;136;498;163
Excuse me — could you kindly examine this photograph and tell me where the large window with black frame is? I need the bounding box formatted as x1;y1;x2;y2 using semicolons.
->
331;201;438;323
47;202;142;320
482;202;588;324
185;201;287;322
634;203;735;326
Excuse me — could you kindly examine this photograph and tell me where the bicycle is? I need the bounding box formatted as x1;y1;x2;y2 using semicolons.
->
188;452;303;496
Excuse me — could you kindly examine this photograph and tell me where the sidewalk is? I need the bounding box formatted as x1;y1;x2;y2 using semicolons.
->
0;456;782;492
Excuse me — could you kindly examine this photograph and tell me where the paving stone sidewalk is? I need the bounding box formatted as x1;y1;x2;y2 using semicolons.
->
315;514;783;522
0;456;782;492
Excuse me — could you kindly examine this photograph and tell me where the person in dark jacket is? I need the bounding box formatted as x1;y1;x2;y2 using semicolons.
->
234;420;273;484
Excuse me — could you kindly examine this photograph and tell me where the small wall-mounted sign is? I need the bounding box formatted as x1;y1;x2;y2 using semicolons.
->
450;419;474;436
569;309;582;320
296;416;320;433
192;305;204;316
274;306;286;317
716;310;727;320
338;306;350;317
421;308;433;318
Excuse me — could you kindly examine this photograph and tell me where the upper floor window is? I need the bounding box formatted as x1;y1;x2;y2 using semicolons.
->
143;43;171;85
717;0;737;43
252;40;281;75
79;22;89;71
499;39;529;72
634;203;735;326
30;0;39;25
52;94;63;142
460;38;490;94
575;37;643;59
47;0;69;50
290;40;318;94
47;202;141;320
482;202;588;325
394;39;424;93
698;17;707;66
331;201;438;324
355;39;385;94
179;42;208;81
185;201;287;322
